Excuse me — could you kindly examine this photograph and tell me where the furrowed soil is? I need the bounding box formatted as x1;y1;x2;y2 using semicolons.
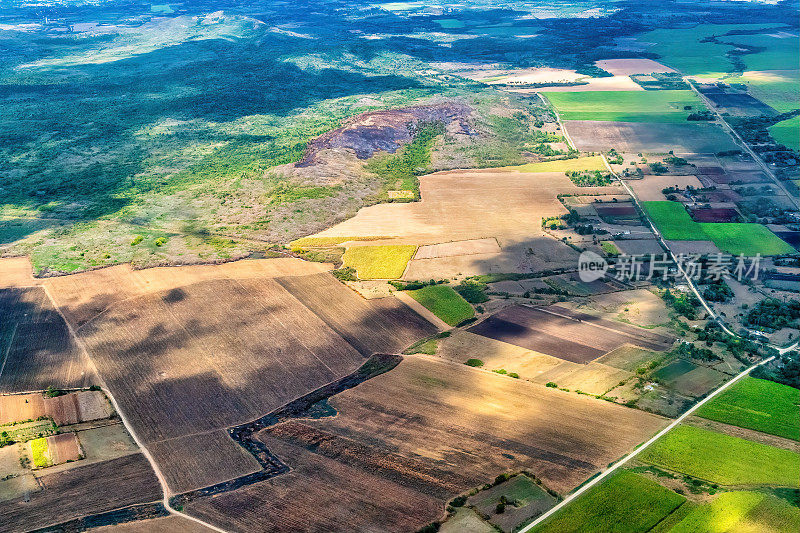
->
0;453;161;532
186;356;667;532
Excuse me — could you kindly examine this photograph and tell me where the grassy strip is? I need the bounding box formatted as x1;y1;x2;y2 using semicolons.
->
341;245;417;279
407;285;474;326
289;236;392;248
639;425;800;486
696;377;799;441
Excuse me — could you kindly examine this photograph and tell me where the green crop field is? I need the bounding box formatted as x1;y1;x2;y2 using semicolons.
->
641;202;795;254
639;24;786;76
723;33;800;72
696;377;800;441
669;491;800;533
406;285;474;326
30;437;50;468
639;425;800;486
504;155;606;173
641;201;706;240
545;91;705;123
342;245;417;279
698;223;795;256
531;471;685;533
770;115;800;151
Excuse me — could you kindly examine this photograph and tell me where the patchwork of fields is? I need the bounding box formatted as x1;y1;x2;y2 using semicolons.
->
186;356;668;531
642;201;795;254
468;305;674;364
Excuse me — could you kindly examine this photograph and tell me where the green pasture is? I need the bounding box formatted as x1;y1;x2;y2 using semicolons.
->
669;491;800;533
545;91;705;123
530;470;685;533
699;223;795;256
406;285;474;326
696;377;799;441
641;201;706;240
769;115;800;151
639;24;786;76
641;202;795;254
639;425;800;486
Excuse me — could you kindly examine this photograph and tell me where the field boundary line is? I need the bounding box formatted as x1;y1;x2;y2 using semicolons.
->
518;354;775;533
536;92;575;150
0;323;18;381
39;285;230;533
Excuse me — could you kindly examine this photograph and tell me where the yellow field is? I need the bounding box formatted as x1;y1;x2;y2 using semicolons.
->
342;245;417;279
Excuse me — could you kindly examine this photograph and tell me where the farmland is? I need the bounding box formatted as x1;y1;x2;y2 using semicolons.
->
468;305;674;364
75;272;432;490
0;453;161;531
639;425;800;486
0;287;93;392
530;471;685;533
342;244;417;279
695;377;800;440
641;201;706;240
503;155;606;173
545;91;705;123
641;201;794;254
565;121;738;153
187;356;667;531
406;285;474;326
669;491;800;533
770;116;800;150
698;223;795;256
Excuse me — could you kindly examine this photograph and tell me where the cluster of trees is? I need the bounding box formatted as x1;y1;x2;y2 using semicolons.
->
751;351;800;389
702;279;734;302
675;341;720;362
566;170;613;186
662;289;701;319
745;298;800;331
455;280;489;303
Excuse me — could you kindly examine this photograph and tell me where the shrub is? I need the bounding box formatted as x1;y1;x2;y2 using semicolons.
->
465;358;484;367
130;235;143;246
546;382;558;388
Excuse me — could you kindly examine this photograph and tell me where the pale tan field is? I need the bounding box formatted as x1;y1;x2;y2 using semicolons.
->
415;238;501;259
309;169;620;276
532;362;632;396
437;330;631;395
595;58;676;76
630;174;705;201
437;330;565;377
568;288;673;329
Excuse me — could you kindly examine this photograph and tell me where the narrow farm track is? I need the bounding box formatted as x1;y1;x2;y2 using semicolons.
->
40;285;230;533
